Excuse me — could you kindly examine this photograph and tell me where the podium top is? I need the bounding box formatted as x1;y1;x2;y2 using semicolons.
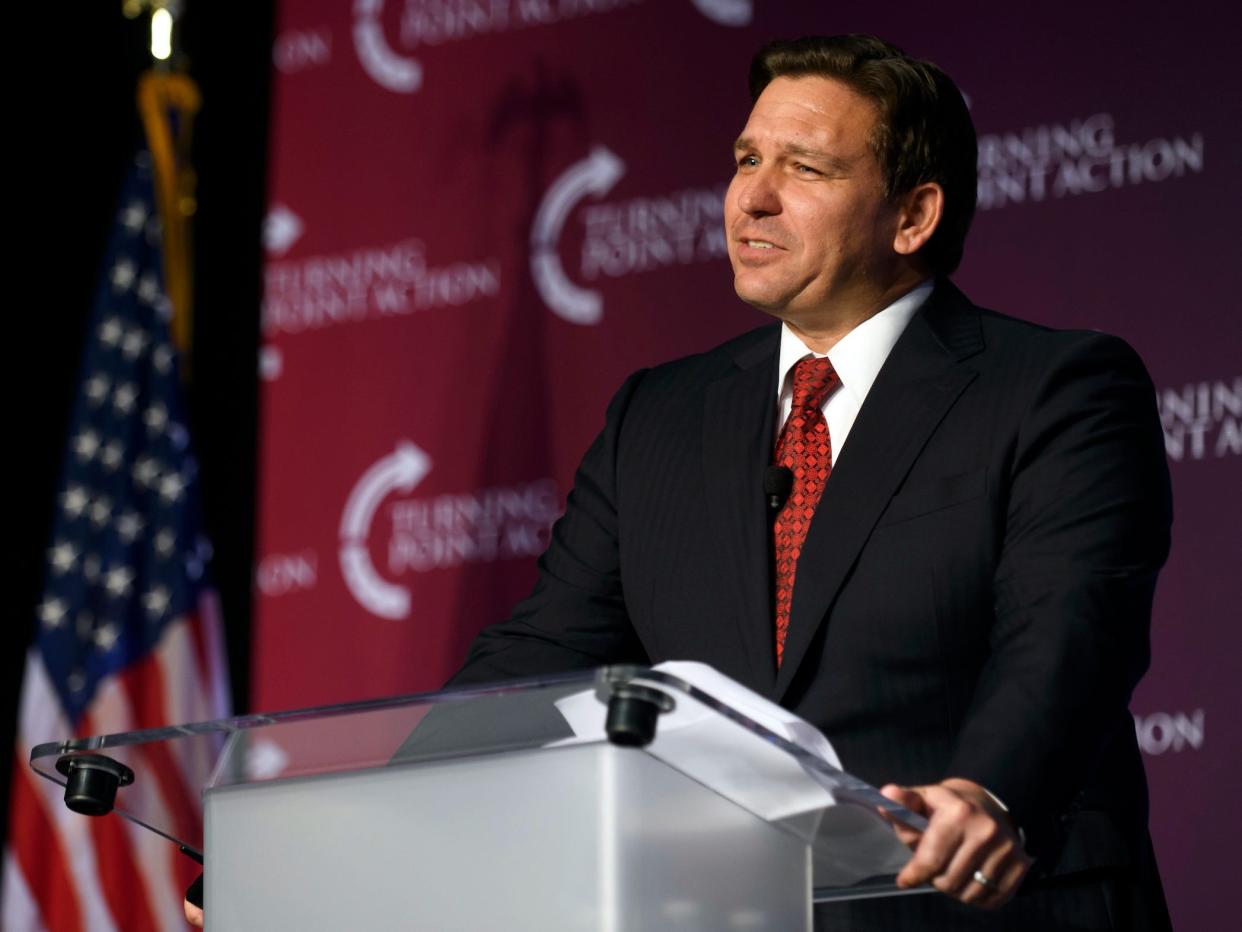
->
30;664;926;900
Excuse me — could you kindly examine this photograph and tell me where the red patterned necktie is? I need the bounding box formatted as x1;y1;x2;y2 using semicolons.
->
772;356;840;666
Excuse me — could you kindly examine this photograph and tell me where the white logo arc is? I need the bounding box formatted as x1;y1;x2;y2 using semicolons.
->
531;145;625;325
263;204;303;257
353;0;423;94
690;0;752;26
339;441;432;619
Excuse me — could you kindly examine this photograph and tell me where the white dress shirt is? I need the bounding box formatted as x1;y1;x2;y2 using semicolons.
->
776;280;933;464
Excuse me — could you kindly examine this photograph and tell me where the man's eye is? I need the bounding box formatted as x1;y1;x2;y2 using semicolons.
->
795;164;820;175
737;155;759;168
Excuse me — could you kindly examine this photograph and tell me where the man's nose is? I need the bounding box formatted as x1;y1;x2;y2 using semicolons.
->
737;169;781;217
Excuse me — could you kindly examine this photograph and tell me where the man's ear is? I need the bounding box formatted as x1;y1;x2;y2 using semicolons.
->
892;182;944;257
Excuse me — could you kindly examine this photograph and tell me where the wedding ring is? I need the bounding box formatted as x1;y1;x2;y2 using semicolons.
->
972;869;996;889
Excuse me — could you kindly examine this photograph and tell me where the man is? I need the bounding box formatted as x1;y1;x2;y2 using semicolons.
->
448;35;1173;931
187;35;1170;931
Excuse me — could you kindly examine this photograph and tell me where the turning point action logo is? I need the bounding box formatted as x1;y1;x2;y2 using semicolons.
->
1134;709;1204;756
339;442;562;620
977;113;1205;210
262;225;502;338
531;146;625;325
1158;376;1241;462
352;0;750;94
339;441;432;619
531;145;728;324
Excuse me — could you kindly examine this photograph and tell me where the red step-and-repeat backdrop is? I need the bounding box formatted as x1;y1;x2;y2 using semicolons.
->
252;2;1236;926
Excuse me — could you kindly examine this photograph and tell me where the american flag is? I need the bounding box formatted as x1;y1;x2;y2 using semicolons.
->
3;152;230;931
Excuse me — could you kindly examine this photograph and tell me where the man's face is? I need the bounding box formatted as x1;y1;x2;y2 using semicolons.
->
725;76;902;324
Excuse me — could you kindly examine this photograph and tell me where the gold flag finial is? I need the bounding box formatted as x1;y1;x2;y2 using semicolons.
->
132;0;198;362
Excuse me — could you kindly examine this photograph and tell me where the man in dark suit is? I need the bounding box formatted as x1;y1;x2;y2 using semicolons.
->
448;35;1172;931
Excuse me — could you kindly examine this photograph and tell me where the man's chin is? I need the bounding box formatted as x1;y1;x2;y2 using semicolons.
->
733;282;789;318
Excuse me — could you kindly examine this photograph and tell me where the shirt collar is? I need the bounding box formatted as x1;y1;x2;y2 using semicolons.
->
777;280;933;404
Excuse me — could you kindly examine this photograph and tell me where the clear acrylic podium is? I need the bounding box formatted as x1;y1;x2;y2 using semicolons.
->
30;665;929;930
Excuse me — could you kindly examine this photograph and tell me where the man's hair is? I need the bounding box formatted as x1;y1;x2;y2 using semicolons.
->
750;35;977;276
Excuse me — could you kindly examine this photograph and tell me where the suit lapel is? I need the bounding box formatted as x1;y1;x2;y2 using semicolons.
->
702;329;780;693
773;283;984;700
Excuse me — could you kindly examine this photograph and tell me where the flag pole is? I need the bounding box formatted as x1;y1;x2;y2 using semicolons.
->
130;0;200;363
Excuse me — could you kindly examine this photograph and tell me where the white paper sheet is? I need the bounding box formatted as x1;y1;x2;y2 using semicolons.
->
548;661;915;886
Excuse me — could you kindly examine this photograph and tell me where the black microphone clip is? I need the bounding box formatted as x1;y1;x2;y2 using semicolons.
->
764;466;793;512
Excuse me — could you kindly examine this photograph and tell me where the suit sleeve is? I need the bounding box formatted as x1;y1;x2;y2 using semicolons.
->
945;333;1171;860
447;370;651;687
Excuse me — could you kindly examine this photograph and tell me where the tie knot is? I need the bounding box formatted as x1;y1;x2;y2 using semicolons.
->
790;356;838;412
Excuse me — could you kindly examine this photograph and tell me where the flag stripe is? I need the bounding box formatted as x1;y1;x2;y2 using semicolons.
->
118;654;203;844
11;655;120;932
189;590;229;718
204;592;232;724
87;811;159;932
123;814;190;930
83;678;196;929
8;756;84;932
1;848;42;932
157;616;224;793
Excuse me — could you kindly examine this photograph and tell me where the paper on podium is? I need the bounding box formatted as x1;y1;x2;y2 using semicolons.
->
550;662;913;885
551;661;841;821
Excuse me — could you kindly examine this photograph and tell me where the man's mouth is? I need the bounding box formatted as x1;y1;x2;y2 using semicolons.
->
744;240;776;249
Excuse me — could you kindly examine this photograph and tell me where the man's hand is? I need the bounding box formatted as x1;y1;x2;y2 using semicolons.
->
879;777;1033;909
184;899;204;928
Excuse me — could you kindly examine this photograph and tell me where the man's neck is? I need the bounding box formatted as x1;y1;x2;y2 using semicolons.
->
783;275;930;354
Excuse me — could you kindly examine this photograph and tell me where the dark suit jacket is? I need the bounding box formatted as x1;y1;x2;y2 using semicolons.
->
451;281;1173;930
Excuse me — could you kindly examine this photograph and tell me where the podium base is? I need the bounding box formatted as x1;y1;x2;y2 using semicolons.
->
205;742;811;931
